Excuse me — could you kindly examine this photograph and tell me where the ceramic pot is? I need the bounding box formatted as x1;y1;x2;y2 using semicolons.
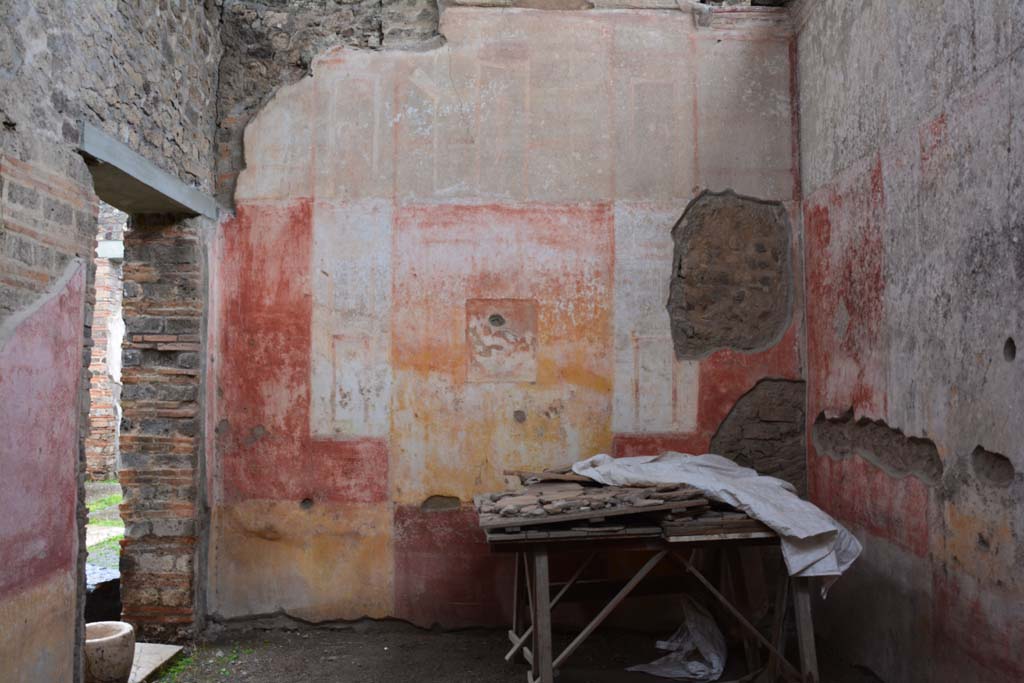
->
84;621;135;683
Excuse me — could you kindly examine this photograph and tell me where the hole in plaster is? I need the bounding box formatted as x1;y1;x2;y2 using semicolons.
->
710;379;807;496
971;446;1015;487
488;313;506;327
667;190;792;359
421;495;461;512
1004;337;1016;362
300;498;314;510
812;411;943;486
513;409;527;423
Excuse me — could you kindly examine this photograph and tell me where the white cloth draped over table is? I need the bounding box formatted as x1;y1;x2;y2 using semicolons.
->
572;452;862;588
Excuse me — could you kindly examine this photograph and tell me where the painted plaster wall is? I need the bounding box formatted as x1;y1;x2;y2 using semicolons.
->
211;6;800;627
0;262;85;683
798;1;1024;681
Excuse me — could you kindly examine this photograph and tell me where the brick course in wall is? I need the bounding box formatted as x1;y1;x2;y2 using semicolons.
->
119;214;207;641
85;203;127;481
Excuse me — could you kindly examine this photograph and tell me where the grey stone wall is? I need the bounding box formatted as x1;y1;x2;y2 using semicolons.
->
1;0;221;194
798;1;1023;681
1;0;222;319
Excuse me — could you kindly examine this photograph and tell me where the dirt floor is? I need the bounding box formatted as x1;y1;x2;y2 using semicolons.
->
153;623;881;683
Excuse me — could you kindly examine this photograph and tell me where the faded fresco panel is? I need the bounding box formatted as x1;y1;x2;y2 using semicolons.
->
612;202;699;433
390;204;614;505
313;52;396;201
310;199;392;438
610;14;696;202
209;500;393;621
466;298;538;383
696;32;794;200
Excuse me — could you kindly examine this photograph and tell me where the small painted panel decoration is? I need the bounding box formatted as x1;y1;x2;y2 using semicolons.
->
466;298;538;383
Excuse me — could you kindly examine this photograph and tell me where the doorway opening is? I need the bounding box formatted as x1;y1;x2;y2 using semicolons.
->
84;200;128;621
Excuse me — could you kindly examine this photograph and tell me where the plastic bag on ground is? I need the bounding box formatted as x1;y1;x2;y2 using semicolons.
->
627;595;727;681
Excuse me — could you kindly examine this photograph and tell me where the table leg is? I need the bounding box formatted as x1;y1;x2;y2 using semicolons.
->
508;552;596;662
512;552;522;636
792;578;819;683
756;560;789;683
508;552;528;661
724;548;761;674
530;548;554;683
671;551;801;682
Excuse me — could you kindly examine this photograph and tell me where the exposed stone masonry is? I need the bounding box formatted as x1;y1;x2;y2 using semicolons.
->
812;411;944;487
667;191;792;360
3;1;223;667
710;379;807;496
0;0;222;196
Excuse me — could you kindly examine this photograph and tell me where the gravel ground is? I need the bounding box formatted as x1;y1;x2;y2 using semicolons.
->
154;626;528;683
151;623;880;683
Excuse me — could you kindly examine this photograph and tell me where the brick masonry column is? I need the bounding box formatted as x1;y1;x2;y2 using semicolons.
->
119;213;206;641
85;203;126;481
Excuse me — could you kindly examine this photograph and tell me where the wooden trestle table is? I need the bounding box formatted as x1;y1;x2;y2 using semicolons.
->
486;526;820;683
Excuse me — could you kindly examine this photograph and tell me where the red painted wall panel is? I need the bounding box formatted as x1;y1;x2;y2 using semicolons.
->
0;264;84;599
393;505;514;628
217;202;388;505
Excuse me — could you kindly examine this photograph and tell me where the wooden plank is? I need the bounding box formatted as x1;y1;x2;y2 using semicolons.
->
659;528;770;540
480;498;709;530
552;550;668;669
504;469;595;484
530;549;554;683
792;578;819;683
506;553;596;661
488;528;664;545
664;531;776;543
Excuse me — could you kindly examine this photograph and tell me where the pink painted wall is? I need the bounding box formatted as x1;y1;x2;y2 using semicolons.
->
210;6;800;627
0;261;85;683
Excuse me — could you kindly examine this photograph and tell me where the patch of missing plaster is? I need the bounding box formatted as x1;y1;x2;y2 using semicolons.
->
971;446;1015;487
711;379;806;496
812;411;943;486
421;495;461;512
667;190;792;360
243;424;268;446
